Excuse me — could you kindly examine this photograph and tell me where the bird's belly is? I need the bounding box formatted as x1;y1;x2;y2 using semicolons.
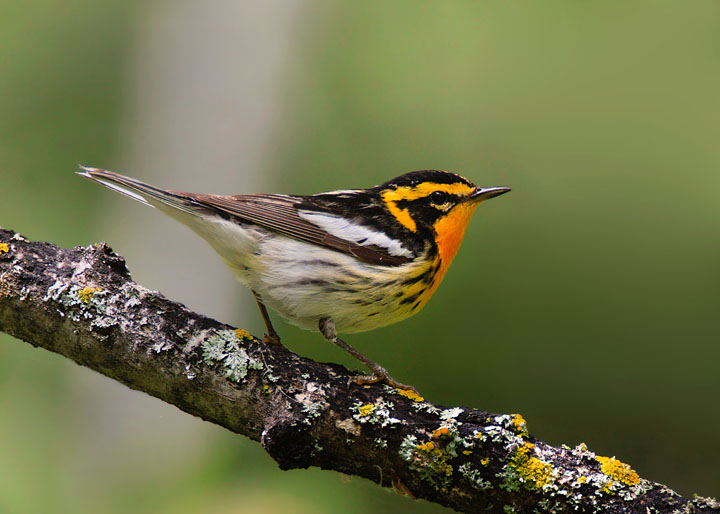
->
252;237;434;333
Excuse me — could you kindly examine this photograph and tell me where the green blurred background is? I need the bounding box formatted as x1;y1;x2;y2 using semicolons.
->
1;1;718;512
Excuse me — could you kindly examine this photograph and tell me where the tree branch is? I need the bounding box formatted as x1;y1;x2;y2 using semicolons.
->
0;227;716;513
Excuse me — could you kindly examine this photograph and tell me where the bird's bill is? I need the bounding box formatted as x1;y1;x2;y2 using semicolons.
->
468;186;511;202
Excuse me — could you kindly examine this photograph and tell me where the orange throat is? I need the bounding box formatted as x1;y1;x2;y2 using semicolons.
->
434;201;479;274
414;202;479;309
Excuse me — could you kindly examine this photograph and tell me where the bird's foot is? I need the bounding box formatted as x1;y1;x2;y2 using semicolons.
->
352;372;419;395
262;333;284;347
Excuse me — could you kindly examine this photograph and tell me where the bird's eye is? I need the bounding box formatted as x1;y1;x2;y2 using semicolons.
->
430;191;449;205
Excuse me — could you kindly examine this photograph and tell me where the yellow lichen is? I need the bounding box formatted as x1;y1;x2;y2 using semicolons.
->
396;388;424;402
358;404;376;417
417;441;435;452
463;450;472;455
511;442;554;488
481;457;490;466
234;329;251;340
577;475;587;484
0;243;9;254
596;456;640;486
78;286;102;304
512;413;528;436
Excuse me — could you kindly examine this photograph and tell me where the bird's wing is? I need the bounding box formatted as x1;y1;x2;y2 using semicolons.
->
188;193;412;267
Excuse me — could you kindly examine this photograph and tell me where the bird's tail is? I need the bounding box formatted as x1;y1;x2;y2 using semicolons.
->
77;166;206;217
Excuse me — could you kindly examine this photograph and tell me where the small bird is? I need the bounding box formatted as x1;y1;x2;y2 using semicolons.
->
78;167;509;391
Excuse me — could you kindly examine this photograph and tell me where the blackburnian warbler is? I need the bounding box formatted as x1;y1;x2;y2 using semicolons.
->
78;167;509;391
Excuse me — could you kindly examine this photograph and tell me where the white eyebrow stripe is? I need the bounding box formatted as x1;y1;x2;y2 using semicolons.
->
297;210;413;258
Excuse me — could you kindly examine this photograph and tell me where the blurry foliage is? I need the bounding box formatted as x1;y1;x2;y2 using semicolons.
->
0;1;718;512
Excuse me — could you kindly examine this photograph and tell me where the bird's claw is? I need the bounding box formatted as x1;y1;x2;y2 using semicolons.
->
263;333;283;347
351;373;419;395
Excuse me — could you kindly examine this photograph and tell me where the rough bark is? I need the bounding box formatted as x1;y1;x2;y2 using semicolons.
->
0;227;717;514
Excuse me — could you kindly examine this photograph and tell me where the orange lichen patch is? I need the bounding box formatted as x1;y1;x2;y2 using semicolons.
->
433;427;450;439
396;388;424;402
357;404;376;417
78;286;102;304
511;443;554;489
596;456;640;486
414;440;453;477
512;414;528;435
0;243;9;254
234;329;252;340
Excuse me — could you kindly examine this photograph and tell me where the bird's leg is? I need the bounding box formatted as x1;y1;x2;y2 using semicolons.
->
252;290;283;347
318;317;418;393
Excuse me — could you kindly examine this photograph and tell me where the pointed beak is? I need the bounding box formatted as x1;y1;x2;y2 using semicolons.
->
469;186;511;202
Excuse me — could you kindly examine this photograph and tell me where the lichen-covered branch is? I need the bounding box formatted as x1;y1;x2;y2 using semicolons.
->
0;227;716;514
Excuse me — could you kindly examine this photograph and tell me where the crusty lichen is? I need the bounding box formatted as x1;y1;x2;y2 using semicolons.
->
400;435;453;487
78;286;102;304
201;329;262;382
358;404;375;417
507;442;554;489
43;281;117;333
433;427;450;439
596;455;640;487
395;388;424;402
351;400;401;427
398;408;483;490
234;329;252;340
511;413;528;437
0;242;9;254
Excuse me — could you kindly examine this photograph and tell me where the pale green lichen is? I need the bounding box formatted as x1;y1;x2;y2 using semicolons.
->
201;329;262;382
690;495;720;511
440;407;463;420
458;463;492;490
44;281;117;332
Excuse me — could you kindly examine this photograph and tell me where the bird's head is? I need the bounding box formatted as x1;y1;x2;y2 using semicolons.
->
378;170;510;237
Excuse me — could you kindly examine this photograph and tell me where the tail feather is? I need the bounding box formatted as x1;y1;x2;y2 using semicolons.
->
77;166;202;216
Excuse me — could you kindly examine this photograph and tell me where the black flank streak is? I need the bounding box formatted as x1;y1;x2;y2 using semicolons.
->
400;292;422;306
